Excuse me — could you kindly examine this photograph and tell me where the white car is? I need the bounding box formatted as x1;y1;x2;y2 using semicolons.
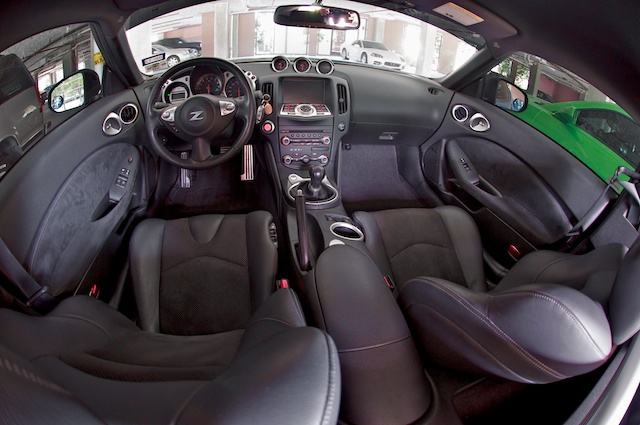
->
151;44;199;67
340;39;405;70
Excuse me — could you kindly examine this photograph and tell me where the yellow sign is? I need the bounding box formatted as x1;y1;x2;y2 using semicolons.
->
93;52;104;66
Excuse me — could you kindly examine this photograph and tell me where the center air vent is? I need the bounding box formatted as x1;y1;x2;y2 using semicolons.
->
337;84;348;114
452;104;469;122
119;104;138;125
262;82;273;101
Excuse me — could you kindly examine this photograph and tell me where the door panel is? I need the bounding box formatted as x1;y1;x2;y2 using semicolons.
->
422;93;618;264
0;89;145;296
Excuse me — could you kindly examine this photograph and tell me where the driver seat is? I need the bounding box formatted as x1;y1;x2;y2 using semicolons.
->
129;211;278;335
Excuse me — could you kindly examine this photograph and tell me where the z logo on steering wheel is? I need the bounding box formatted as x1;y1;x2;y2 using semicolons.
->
189;110;205;121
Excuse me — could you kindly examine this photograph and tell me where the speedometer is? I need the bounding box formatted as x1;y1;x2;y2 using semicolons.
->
224;77;244;98
194;73;222;95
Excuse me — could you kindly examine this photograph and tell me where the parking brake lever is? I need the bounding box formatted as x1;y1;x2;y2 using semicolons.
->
296;189;311;271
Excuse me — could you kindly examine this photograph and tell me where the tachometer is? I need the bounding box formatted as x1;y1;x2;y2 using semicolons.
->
194;73;222;95
224;77;244;98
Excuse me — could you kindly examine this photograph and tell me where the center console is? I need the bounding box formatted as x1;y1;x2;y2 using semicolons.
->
260;63;431;424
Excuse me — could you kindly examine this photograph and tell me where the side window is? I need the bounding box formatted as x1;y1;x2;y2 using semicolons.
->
488;53;639;182
0;24;104;178
576;109;640;167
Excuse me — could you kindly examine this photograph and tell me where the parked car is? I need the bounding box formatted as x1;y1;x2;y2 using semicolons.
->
340;39;405;70
151;44;199;67
154;37;202;55
2;0;640;424
511;98;640;183
0;53;43;176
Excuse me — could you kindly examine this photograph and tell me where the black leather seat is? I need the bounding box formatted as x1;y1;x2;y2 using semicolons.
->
355;206;634;383
129;211;278;335
0;289;340;424
0;210;341;423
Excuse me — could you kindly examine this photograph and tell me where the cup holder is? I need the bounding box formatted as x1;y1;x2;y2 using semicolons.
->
330;222;364;241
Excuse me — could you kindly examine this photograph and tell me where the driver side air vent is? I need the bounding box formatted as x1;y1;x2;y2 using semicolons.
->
452;104;469;122
337;84;348;114
262;82;273;101
119;104;138;125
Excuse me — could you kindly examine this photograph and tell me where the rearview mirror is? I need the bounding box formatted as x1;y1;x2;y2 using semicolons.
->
274;4;360;29
49;69;101;113
483;76;528;112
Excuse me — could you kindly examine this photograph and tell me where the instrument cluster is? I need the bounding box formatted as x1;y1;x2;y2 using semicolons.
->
161;65;257;105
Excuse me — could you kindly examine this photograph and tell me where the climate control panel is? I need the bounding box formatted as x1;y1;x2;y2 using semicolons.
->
279;125;332;168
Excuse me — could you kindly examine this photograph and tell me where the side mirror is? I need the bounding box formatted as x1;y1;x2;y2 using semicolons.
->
483;76;528;112
274;4;360;29
552;106;577;124
49;69;101;113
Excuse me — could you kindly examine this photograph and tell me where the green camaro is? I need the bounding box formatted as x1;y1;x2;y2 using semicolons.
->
515;98;640;182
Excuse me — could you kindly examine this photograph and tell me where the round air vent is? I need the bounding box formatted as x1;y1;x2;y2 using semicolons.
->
469;113;491;132
119;103;138;125
452;105;469;122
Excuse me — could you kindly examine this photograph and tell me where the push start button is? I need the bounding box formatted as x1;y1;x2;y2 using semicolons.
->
262;120;275;134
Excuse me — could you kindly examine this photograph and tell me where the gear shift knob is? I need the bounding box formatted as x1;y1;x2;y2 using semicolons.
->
309;165;325;189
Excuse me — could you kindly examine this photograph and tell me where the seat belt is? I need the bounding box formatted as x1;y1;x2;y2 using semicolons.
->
0;237;56;311
566;166;640;237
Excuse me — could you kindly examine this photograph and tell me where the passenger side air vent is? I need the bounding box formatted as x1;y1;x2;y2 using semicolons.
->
337;84;348;114
452;104;469;122
262;82;273;101
119;104;138;125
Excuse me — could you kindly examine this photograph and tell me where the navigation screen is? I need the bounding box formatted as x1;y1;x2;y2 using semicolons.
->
282;79;325;104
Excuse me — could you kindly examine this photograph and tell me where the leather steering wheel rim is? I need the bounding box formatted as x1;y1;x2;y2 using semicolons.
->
145;57;256;170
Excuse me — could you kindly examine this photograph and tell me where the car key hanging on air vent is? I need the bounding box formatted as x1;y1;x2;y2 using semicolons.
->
262;93;273;115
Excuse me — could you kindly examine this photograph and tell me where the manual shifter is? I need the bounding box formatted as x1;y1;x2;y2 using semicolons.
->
303;165;331;201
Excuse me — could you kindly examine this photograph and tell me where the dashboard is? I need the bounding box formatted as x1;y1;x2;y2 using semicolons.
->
157;56;452;173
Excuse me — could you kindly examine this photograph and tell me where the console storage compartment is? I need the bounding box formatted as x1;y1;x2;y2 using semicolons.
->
306;245;431;424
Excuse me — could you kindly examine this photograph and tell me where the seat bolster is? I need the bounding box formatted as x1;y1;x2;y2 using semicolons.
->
129;218;165;333
177;326;341;425
245;210;278;314
0;343;106;425
352;210;394;278
0;296;137;360
400;278;612;383
495;243;627;303
435;206;486;292
238;288;306;354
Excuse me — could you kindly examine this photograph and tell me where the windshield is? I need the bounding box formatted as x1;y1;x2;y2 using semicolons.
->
125;0;482;79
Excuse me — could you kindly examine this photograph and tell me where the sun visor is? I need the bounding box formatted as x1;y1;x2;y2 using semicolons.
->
411;0;517;41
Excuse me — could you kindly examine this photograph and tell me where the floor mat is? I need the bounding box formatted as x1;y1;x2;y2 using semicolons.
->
340;144;424;213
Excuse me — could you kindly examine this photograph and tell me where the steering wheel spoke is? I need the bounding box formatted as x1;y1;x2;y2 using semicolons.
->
192;137;213;162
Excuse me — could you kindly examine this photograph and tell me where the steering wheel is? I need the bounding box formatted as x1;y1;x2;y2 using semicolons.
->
145;57;257;169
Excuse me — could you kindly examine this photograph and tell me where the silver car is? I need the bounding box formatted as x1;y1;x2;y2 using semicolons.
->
0;54;43;175
151;44;199;68
340;39;406;70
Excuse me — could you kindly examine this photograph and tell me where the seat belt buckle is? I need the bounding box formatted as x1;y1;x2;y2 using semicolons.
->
276;279;289;289
25;285;51;308
383;275;396;291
